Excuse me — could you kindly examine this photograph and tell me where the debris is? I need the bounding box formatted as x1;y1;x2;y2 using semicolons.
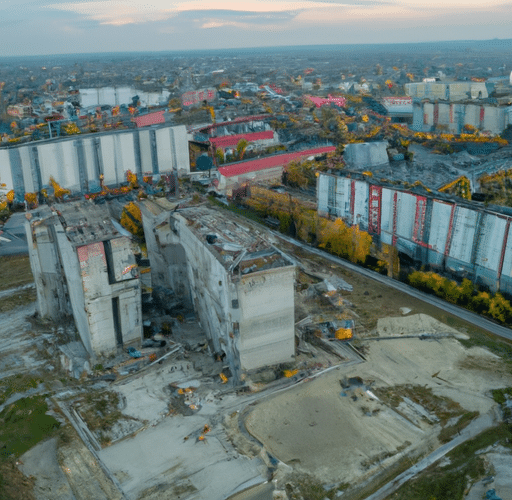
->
283;369;299;378
399;307;412;315
486;489;503;500
127;347;142;359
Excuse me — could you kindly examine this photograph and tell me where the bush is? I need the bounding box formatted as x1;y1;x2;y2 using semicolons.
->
406;271;512;326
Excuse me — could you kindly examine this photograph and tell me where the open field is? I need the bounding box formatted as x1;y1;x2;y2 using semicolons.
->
0;255;34;292
244;319;512;493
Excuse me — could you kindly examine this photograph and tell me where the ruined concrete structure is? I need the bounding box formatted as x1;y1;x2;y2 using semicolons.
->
139;200;296;379
26;201;142;358
343;141;389;170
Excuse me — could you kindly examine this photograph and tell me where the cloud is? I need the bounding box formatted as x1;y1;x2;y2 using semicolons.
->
45;1;177;25
44;0;511;31
44;0;352;26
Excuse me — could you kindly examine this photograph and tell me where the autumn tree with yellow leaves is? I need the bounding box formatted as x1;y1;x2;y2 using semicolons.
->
120;202;144;240
317;217;372;264
408;271;512;325
243;186;372;263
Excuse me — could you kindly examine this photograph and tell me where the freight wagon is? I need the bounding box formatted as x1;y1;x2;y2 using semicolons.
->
318;171;512;295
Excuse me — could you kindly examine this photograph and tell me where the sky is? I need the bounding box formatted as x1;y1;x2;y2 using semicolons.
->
1;0;512;56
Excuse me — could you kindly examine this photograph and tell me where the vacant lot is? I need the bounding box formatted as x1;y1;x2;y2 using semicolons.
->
245;319;512;487
0;255;34;292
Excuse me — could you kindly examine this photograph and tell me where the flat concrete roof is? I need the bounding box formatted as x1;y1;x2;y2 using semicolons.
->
141;200;294;275
30;200;121;247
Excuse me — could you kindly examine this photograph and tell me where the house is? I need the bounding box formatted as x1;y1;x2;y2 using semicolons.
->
26;200;142;358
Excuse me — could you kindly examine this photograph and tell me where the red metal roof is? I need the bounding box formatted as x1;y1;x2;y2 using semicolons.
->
218;146;336;178
133;110;165;128
305;95;347;108
210;130;274;149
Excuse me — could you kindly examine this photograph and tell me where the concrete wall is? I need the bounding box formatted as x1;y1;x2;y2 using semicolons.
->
25;219;71;320
77;238;141;356
344;142;389;169
0;124;190;200
218;166;283;195
237;267;295;370
140;203;296;379
57;230;92;355
406;82;488;101
317;172;512;294
413;101;509;135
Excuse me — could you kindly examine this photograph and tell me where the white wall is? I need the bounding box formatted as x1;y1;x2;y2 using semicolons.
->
0;124;191;193
237;267;295;370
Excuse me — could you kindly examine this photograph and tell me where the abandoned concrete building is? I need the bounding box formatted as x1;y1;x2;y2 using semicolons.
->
139;199;296;380
26;201;142;358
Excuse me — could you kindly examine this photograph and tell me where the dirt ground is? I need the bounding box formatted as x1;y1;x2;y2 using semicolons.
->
244;317;512;486
19;437;76;500
465;446;512;500
5;221;512;500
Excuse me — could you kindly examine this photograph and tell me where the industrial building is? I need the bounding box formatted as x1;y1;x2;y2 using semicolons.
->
214;145;336;197
209;130;278;157
139;200;296;380
405;82;489;101
317;171;512;294
26;201;142;358
343;142;389;170
412;100;512;135
0;124;189;201
381;97;413;124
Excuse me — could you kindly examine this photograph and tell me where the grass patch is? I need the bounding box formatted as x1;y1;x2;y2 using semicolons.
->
207;196;267;224
457;330;512;362
0;374;43;406
491;387;512;405
286;474;338;500
0;255;33;291
0;395;60;460
0;460;35;500
374;385;465;425
78;390;122;438
438;411;480;443
0;287;36;314
390;423;512;500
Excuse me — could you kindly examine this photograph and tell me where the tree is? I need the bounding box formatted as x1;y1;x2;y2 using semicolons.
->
215;148;224;165
236;139;249;160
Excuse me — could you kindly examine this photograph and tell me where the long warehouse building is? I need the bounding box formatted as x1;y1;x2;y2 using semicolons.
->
0;124;189;201
318;171;512;295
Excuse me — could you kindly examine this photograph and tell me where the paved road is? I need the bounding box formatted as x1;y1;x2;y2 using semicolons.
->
364;411;497;500
272;231;512;342
0;212;28;255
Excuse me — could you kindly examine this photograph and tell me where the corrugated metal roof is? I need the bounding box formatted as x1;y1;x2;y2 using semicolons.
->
210;130;274;149
305;95;347;108
218;146;336;178
133;111;165;128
